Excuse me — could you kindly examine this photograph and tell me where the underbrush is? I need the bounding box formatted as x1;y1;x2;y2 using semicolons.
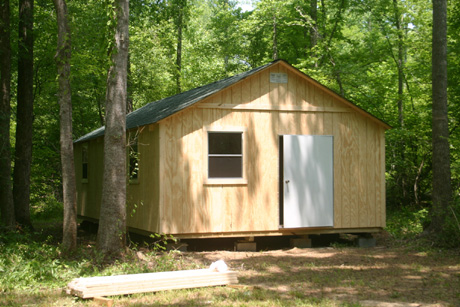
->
0;203;205;296
1;202;459;306
1;214;459;307
385;207;429;240
0;225;202;294
0;231;73;292
385;201;460;248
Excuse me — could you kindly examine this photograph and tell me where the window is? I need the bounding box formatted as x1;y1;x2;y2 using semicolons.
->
82;143;88;181
128;138;139;181
208;132;243;178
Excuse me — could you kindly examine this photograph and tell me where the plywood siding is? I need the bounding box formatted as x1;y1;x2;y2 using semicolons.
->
159;106;281;234
157;62;386;235
76;61;386;236
76;125;161;233
74;143;85;216
126;124;161;233
75;138;104;220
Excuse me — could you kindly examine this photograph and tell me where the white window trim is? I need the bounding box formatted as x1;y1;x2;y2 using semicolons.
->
203;126;248;186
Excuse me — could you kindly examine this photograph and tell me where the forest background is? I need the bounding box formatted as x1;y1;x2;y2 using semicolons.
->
1;0;460;243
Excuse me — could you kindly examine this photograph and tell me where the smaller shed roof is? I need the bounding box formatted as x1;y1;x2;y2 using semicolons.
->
75;60;389;143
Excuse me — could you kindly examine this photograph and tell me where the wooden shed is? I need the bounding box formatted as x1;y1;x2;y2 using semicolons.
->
74;60;390;241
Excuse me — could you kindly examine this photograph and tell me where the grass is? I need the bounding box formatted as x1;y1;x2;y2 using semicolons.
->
0;210;459;306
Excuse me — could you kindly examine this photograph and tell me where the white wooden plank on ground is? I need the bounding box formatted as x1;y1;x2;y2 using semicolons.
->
66;269;238;299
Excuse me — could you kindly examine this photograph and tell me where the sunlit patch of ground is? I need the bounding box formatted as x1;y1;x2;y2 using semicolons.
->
2;246;459;306
183;246;460;306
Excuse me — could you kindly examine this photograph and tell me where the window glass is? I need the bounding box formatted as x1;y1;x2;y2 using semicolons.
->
209;156;242;178
209;133;242;154
208;132;242;178
82;144;88;180
128;140;139;180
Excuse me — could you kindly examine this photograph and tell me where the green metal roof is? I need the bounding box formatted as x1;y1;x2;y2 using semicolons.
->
75;60;277;143
75;59;390;143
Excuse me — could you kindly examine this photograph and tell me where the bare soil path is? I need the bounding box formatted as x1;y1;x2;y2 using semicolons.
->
177;246;460;306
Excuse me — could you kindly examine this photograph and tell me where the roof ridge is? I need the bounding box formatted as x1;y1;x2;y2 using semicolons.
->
74;59;388;144
75;61;277;143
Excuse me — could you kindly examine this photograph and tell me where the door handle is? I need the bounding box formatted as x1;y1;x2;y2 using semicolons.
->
285;180;290;184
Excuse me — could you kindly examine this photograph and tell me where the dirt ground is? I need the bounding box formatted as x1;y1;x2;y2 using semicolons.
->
171;237;460;307
60;227;459;306
4;223;457;306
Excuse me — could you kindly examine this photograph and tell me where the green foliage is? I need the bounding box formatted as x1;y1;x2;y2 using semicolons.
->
448;0;460;197
148;232;177;252
2;0;459;246
0;227;193;293
434;199;460;248
386;207;429;240
387;201;460;248
31;194;63;221
129;14;177;107
0;231;74;292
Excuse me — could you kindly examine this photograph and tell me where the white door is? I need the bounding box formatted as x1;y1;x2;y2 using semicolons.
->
282;135;334;228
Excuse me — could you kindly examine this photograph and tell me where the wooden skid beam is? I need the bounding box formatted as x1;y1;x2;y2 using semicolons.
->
66;269;238;299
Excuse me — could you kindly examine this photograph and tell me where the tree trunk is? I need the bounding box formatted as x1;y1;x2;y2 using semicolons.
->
0;0;15;228
318;0;345;67
13;0;34;229
392;0;408;203
175;1;183;94
97;95;105;126
97;0;129;256
272;14;278;60
393;0;404;127
127;53;133;113
334;68;345;97
53;0;77;251
429;0;452;233
310;0;318;67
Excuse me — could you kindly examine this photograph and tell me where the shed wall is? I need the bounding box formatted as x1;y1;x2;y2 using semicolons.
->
126;124;161;233
75;138;104;220
157;62;386;235
75;62;386;237
76;125;161;233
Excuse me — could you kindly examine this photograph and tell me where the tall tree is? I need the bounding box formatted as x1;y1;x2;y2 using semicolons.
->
208;0;246;76
309;0;318;67
53;0;77;251
0;0;15;228
429;0;452;234
13;0;34;229
388;0;409;200
272;7;278;60
173;0;187;94
392;0;405;128
97;0;129;256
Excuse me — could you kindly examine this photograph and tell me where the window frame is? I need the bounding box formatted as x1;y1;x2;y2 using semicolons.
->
204;126;247;186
